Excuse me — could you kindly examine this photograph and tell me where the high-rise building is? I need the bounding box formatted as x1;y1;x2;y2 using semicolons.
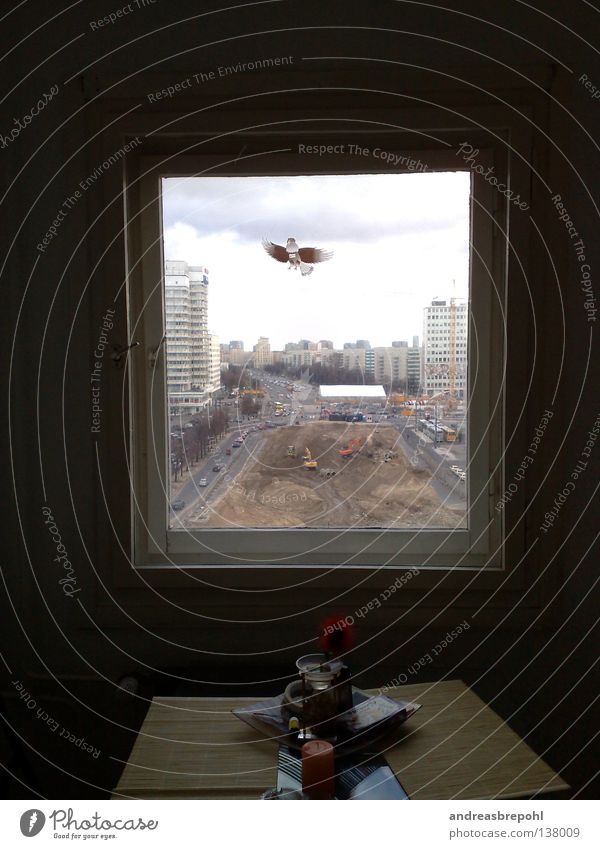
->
356;339;371;349
392;340;408;348
422;299;468;398
252;336;272;368
407;344;422;395
229;340;244;350
208;334;221;393
164;261;220;411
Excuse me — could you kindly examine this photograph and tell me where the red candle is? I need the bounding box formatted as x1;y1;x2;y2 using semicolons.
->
301;740;335;799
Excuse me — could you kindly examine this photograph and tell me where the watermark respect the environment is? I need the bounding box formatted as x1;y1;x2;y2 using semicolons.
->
37;137;142;253
579;72;600;101
89;0;157;30
147;56;294;102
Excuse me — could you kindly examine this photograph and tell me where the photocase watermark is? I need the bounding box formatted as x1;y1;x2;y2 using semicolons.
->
455;143;529;210
223;474;308;505
20;809;46;836
321;569;420;640
496;408;554;511
41;506;80;597
551;194;596;323
91;309;115;433
379;619;471;691
0;85;59;150
540;411;600;534
37;137;142;253
147;56;294;102
579;72;600;101
12;680;101;758
298;142;429;172
89;0;157;31
47;808;158;834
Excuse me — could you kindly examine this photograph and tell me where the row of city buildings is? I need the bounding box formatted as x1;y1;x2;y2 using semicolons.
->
164;260;469;414
222;300;468;399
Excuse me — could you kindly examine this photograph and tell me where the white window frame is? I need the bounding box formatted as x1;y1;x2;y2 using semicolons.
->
125;128;509;572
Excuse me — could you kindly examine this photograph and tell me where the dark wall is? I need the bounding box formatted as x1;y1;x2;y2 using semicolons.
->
1;0;598;799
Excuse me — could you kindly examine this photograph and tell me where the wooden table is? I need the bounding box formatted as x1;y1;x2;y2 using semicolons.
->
112;680;569;799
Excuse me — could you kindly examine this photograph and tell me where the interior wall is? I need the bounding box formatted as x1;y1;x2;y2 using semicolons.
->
1;0;598;798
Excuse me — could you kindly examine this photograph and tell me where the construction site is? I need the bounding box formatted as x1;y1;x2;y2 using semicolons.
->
201;421;465;529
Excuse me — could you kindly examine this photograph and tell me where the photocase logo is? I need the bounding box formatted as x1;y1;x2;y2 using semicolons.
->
20;810;46;836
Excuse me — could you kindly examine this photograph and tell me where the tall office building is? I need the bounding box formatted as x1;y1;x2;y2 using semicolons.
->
422;299;468;398
164;261;220;408
252;336;272;368
407;344;422;395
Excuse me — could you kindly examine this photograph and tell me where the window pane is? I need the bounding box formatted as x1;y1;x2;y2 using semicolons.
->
161;172;470;530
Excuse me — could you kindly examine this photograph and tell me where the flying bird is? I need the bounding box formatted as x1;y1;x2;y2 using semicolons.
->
262;237;333;276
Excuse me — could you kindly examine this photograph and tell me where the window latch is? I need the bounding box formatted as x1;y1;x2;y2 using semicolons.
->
149;336;166;369
111;341;139;368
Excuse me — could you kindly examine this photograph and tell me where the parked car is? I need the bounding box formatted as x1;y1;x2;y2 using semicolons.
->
171;500;185;511
212;464;222;472
199;478;208;487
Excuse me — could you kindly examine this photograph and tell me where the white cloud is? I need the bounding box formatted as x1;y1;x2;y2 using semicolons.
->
162;172;470;349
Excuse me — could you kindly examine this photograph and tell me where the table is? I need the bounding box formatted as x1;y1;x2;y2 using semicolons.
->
112;680;569;799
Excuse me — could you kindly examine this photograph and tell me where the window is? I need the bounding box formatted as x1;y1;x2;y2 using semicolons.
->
125;131;506;571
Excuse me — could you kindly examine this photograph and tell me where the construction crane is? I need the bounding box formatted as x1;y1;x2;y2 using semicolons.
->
303;447;318;470
339;437;363;458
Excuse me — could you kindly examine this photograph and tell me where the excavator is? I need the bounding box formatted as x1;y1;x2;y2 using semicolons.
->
339;437;363;458
303;447;318;470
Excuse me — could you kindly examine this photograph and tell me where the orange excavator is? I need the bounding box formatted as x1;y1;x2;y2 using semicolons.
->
339;437;363;458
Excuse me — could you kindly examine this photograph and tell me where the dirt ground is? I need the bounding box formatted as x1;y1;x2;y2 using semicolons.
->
202;422;464;528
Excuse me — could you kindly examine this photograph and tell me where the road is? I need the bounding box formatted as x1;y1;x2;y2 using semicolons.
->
172;372;314;521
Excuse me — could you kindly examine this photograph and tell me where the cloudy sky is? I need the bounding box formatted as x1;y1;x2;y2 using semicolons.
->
162;172;471;351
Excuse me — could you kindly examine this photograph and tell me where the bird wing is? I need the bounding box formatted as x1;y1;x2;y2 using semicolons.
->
298;246;333;264
262;239;289;262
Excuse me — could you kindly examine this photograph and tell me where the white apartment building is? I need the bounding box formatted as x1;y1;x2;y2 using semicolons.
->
164;261;220;411
282;348;314;369
341;346;408;386
208;334;221;394
422;299;468;398
252;336;272;368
